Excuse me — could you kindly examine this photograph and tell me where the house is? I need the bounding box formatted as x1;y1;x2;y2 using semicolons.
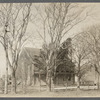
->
17;47;100;88
53;62;75;86
80;66;99;85
16;47;75;86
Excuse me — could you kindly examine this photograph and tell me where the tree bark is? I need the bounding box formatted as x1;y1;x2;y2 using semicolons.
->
97;73;99;89
39;70;41;92
96;53;100;89
11;71;16;94
4;59;8;94
46;71;51;92
77;76;80;90
46;79;51;92
22;80;27;94
21;61;27;94
77;57;81;90
4;68;8;94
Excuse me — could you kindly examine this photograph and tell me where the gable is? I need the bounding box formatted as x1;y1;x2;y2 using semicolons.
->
19;47;40;65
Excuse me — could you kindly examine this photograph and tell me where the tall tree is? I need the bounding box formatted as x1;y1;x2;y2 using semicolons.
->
0;3;32;93
73;34;91;89
33;38;74;91
37;3;89;91
80;25;100;89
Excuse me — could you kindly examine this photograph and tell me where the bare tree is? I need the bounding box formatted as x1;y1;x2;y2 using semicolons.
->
73;34;91;89
80;25;100;89
36;3;89;91
0;3;32;93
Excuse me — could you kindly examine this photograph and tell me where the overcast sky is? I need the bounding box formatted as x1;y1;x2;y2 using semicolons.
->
0;3;100;77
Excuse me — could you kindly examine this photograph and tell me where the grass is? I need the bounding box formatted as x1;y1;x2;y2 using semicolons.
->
0;85;100;97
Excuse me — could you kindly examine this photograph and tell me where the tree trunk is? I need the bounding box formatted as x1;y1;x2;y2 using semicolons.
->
97;73;99;89
4;67;8;94
22;80;27;94
39;70;41;92
77;76;80;90
51;77;54;91
11;71;16;94
46;51;53;92
46;71;51;92
46;79;51;92
96;54;100;89
4;59;8;94
73;74;75;84
77;57;81;90
21;62;27;94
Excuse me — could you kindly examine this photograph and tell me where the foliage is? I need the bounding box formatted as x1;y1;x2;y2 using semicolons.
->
33;38;75;77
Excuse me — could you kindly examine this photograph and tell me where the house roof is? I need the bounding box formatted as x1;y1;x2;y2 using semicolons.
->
19;47;40;65
20;47;40;58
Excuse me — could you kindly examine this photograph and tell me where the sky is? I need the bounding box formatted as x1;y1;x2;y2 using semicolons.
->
0;3;100;77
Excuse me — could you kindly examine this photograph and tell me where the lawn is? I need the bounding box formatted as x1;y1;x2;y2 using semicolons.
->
0;85;100;97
